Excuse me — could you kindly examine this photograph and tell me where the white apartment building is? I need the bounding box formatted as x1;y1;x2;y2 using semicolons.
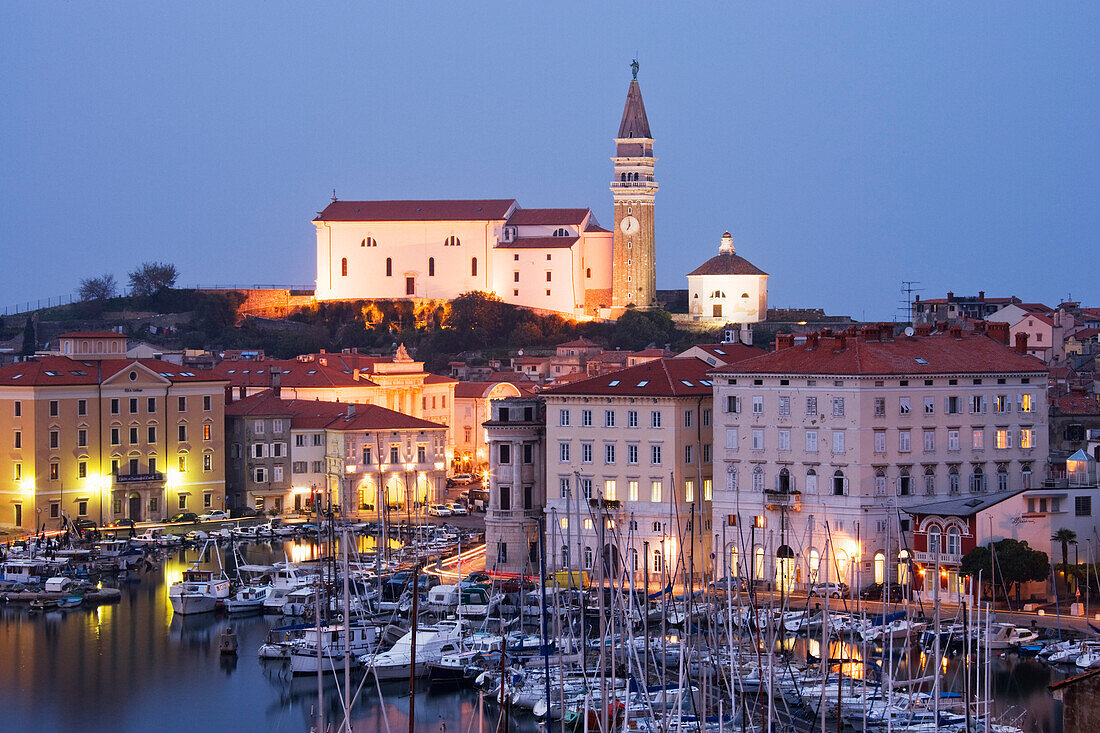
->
541;358;714;586
710;323;1048;594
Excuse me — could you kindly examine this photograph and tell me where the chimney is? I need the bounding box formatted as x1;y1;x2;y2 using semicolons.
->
987;321;1010;345
861;326;878;341
774;333;795;350
936;320;948;332
978;290;985;301
346;403;356;417
821;328;834;337
879;323;893;341
914;294;920;303
806;333;820;349
833;335;846;351
949;325;963;339
1015;332;1029;354
271;369;281;398
916;324;933;336
973;320;987;334
947;291;954;300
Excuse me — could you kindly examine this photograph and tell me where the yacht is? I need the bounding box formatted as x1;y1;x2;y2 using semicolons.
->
263;564;318;612
984;622;1040;650
224;584;273;613
289;623;381;675
168;568;231;615
360;621;464;680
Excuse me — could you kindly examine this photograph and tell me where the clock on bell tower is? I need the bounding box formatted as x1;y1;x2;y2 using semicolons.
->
610;61;657;313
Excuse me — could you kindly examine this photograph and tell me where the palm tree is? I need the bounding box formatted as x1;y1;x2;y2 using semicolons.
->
1053;528;1078;594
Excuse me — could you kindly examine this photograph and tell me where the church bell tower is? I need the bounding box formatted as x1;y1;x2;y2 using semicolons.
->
610;61;657;313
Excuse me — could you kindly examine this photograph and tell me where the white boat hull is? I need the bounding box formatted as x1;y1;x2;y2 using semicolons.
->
171;594;218;615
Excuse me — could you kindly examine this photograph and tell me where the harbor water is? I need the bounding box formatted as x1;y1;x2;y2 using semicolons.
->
0;537;1069;732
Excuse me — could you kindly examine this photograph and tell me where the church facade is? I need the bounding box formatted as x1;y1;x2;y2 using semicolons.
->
313;74;657;320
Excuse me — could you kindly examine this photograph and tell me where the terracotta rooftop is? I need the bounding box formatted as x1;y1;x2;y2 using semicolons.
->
712;332;1046;377
684;343;765;364
0;356;222;386
557;337;601;349
1053;393;1100;415
585;220;611;233
544;357;714;398
226;391;445;431
214;359;369;388
687;252;768;277
506;208;589;226
314;199;516;222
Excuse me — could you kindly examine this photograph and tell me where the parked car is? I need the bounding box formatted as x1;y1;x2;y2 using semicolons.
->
72;519;98;531
451;473;475;485
808;582;849;598
198;510;229;522
709;576;748;593
167;512;199;524
859;582;906;602
427;505;452;517
229;506;259;519
446;503;468;516
105;518;136;530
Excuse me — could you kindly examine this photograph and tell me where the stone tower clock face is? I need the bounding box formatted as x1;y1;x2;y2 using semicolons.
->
619;215;639;235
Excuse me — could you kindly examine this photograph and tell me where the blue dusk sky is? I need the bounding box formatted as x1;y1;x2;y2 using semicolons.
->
2;3;1097;319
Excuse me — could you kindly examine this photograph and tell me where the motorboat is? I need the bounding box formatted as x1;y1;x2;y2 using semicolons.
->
359;621;464;680
263;564;318;612
168;568;231;615
224;584;273;613
984;623;1040;650
289;623;381;675
281;587;318;616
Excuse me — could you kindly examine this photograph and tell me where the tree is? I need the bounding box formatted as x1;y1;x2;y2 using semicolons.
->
445;291;505;348
128;262;178;297
78;274;117;301
20;317;35;356
1052;528;1078;594
610;308;676;351
960;538;1049;608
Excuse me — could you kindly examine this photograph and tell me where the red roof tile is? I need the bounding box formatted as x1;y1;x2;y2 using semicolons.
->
712;332;1046;377
557;337;601;348
687;252;768;277
1053;394;1100;415
495;236;579;250
0;356;223;386
585;220;611;233
226;391;445;431
685;343;765;364
314;199;516;222
544;358;714;397
507;208;589;226
214;359;369;388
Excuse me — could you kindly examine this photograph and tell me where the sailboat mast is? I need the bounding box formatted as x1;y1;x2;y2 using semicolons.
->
408;562;421;733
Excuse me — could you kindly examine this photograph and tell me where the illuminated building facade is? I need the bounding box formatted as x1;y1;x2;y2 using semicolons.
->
541;358;714;586
484;396;546;575
710;323;1048;594
225;391;447;517
0;332;227;528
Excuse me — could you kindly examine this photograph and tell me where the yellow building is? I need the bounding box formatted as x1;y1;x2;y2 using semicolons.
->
0;332;228;529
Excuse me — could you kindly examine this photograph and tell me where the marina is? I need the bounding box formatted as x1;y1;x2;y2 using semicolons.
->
0;522;1075;732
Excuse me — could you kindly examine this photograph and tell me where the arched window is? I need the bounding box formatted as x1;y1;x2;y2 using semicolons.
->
561;545;569;568
741;293;750;299
385;258;392;277
445;235;460;247
947;526;961;556
553;227;569;237
753;546;765;580
752;466;764;492
727;467;738;492
832;470;846;496
652;548;663;573
927;524;942;554
924;466;936;495
340;258;348;277
428;257;435;277
471;257;478;277
834;549;850;583
361;237;376;247
710;290;726;298
728;545;739;578
778;467;791;493
808;548;821;583
874;469;887;496
805;468;817;494
586;268;592;278
970;466;985;493
873;551;886;584
997;464;1009;492
897;549;911;585
949;466;960;495
621;172;627;182
583;546;593;569
898;467;911;496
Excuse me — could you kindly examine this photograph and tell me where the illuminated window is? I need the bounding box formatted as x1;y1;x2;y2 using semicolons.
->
203;424;212;441
1020;428;1033;449
995;429;1010;449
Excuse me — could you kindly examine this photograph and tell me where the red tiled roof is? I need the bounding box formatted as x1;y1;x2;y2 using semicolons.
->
226;391;445;431
453;381;524;399
712;332;1046;377
918;296;1018;305
507;208;589;226
686;344;765;364
1053;393;1100;415
585;220;611;233
1070;328;1100;340
687;252;768;277
544;357;714;397
631;348;672;358
214;359;370;388
557;337;601;348
495;236;579;250
314;199;516;222
0;356;223;386
423;373;459;385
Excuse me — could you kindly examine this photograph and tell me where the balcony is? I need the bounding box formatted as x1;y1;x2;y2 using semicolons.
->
914;550;962;565
588;498;622;511
764;490;801;512
610;181;655;189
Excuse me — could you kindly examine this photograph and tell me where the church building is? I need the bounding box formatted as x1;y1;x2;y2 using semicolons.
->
313;70;658;320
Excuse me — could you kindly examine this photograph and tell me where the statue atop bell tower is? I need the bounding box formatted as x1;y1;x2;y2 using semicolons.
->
610;62;657;313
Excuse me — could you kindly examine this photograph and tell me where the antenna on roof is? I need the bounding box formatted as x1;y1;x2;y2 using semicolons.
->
331;189;338;202
898;280;923;323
